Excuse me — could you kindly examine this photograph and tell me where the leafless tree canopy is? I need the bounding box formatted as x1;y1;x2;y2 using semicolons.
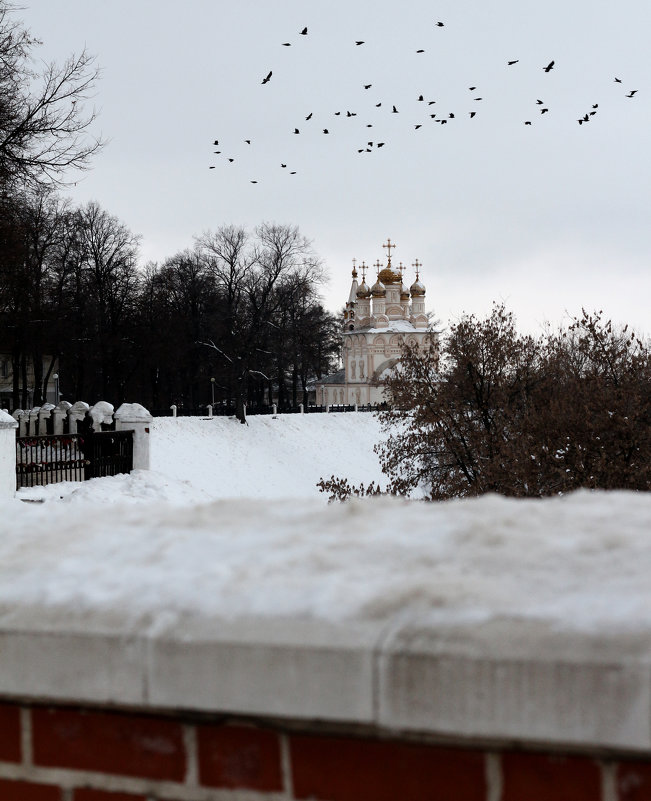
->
0;0;103;190
319;304;651;500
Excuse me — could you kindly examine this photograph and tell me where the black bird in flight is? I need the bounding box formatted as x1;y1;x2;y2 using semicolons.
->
392;105;398;113
300;27;308;35
305;113;312;120
251;180;258;184
524;121;532;125
364;84;372;89
355;41;365;45
543;60;555;73
375;102;382;107
209;166;215;169
536;99;544;104
469;111;476;118
468;86;476;91
377;142;385;147
282;43;291;47
415;124;422;129
290;171;296;174
293;128;300;134
213;140;219;145
281;164;286;168
418;95;424;101
541;108;548;114
507;60;519;65
626;90;638;97
228;158;234;162
214;151;220;154
245;139;251;144
435;21;444;27
449;112;455;118
261;70;272;84
592;104;598;109
334;111;341;115
366;124;373;127
428;100;436;105
614;77;622;83
323;128;329;133
416;49;425;53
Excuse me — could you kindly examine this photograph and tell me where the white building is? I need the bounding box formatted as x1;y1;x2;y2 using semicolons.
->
316;239;436;406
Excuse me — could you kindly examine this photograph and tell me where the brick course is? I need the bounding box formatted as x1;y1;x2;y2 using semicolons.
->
1;700;651;799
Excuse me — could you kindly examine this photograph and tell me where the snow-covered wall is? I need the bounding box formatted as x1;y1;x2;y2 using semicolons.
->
3;415;651;799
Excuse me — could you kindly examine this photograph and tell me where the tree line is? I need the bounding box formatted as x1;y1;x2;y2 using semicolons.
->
0;191;340;414
319;304;651;499
0;1;340;416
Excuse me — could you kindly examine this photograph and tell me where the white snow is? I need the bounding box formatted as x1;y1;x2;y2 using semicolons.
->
3;413;651;636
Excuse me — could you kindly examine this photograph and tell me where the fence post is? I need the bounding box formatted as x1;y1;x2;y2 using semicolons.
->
28;407;40;435
242;403;247;423
52;401;72;435
207;404;213;418
170;404;177;418
299;403;304;414
68;401;90;433
38;403;55;433
89;401;115;431
0;410;18;499
114;403;154;471
272;404;277;416
354;403;358;412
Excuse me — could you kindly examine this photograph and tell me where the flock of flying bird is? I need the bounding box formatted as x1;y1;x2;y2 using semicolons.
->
208;21;640;184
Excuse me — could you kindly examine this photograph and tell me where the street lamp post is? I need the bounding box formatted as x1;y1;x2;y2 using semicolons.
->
210;377;215;407
53;373;59;405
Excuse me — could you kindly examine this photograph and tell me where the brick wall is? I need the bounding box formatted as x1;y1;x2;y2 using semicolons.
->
1;701;651;800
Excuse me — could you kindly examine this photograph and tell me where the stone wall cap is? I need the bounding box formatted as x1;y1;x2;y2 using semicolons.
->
0;409;18;428
114;402;153;421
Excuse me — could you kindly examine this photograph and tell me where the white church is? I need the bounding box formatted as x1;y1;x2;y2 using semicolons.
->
315;239;436;406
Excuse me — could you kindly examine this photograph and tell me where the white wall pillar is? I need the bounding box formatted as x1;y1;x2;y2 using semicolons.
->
0;410;18;499
52;401;72;435
114;403;154;471
170;405;177;418
68;401;90;433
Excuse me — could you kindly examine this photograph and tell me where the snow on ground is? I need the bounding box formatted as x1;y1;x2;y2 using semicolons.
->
4;412;651;635
17;413;387;505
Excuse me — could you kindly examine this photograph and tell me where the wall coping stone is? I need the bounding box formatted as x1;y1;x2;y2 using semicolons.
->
1;604;650;755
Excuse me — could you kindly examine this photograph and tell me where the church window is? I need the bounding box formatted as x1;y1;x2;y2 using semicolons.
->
351;361;356;379
359;360;365;378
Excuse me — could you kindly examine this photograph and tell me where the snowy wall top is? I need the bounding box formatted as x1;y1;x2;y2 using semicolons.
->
2;488;651;752
114;402;153;421
0;409;18;428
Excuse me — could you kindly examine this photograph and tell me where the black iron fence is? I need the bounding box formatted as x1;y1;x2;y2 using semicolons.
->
16;430;133;489
151;403;388;417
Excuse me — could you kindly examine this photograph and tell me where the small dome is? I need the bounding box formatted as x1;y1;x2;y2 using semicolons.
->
400;283;410;300
371;278;386;297
410;278;426;296
378;267;402;284
356;280;371;298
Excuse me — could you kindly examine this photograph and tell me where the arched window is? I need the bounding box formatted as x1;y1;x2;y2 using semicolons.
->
351;361;356;379
359;361;365;379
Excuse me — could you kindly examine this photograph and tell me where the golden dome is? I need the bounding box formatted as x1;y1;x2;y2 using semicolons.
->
410;278;426;296
378;267;402;284
356;280;371;298
370;278;386;297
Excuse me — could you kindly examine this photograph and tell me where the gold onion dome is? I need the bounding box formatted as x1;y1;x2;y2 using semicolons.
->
400;283;410;300
356;280;371;298
378;267;402;284
410;277;426;296
370;278;386;297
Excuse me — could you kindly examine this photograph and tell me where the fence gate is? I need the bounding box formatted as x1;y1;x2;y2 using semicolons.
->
16;430;134;489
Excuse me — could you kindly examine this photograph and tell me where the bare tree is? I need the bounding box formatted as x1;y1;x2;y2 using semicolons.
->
0;1;103;190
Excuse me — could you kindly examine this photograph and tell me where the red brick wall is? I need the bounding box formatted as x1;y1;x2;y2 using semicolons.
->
0;700;649;800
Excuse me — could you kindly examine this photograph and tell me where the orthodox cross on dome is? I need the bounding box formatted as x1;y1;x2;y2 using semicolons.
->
374;259;382;276
412;258;422;279
351;257;358;277
360;261;367;280
398;261;405;276
382;238;396;266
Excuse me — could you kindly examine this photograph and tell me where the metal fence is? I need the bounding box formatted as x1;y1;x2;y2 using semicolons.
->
16;430;133;489
151;403;388;417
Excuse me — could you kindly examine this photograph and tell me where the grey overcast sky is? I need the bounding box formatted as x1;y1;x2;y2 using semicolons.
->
20;0;651;334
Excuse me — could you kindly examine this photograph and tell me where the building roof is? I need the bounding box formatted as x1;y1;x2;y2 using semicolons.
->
314;369;346;386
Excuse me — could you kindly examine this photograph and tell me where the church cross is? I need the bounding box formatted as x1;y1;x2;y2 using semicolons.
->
412;259;422;279
360;261;367;281
374;259;382;276
382;238;396;264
